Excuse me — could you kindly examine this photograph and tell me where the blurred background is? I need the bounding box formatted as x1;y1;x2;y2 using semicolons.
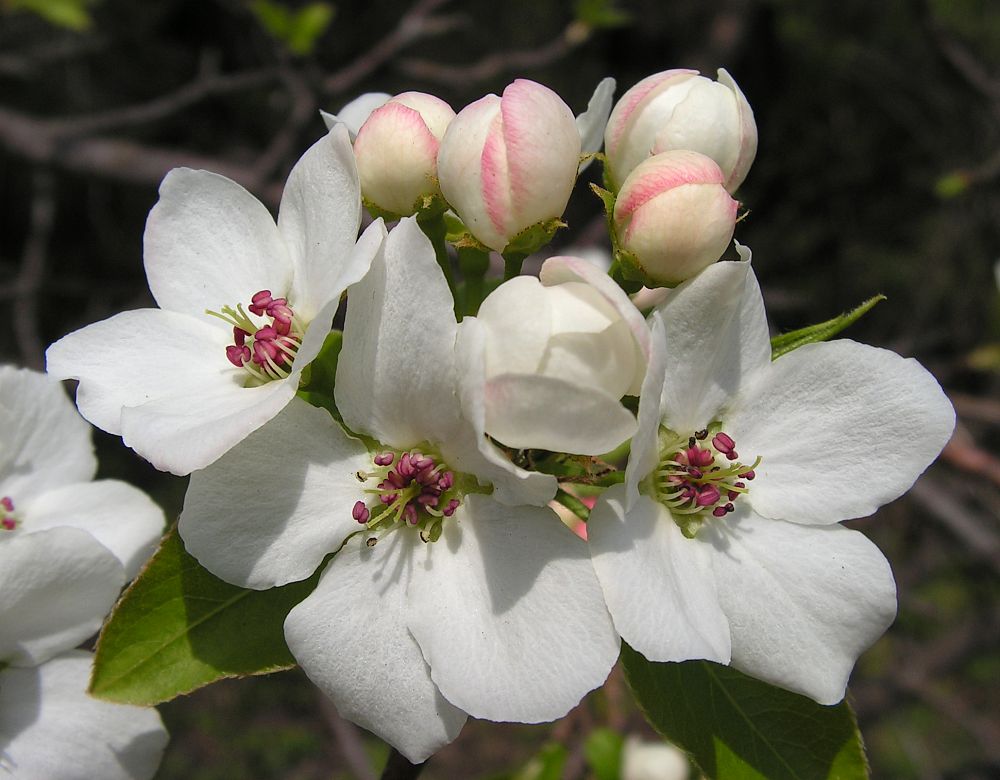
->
1;0;998;777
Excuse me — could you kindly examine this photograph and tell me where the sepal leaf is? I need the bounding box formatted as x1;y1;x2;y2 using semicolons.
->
89;525;320;705
770;295;886;360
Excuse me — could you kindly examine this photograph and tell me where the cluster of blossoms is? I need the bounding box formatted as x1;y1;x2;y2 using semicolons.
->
41;64;954;767
0;367;167;778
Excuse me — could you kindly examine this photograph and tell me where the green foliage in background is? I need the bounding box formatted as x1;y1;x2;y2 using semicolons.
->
249;0;335;55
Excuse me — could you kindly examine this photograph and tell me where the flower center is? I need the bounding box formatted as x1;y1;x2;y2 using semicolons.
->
352;449;464;546
1;496;19;531
647;424;761;538
206;290;305;384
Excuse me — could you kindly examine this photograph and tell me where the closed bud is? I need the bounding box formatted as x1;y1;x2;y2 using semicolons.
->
437;79;581;252
353;92;456;216
605;68;757;193
613;150;738;286
468;256;648;455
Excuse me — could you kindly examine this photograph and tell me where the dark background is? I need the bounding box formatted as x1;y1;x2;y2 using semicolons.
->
1;0;997;777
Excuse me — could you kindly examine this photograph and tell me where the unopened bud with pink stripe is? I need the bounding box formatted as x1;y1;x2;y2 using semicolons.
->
605;68;757;193
437;79;581;252
613;150;738;286
353;92;456;216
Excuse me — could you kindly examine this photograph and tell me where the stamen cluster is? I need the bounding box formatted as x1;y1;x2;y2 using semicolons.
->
1;495;18;531
352;450;461;545
651;426;760;536
207;290;304;383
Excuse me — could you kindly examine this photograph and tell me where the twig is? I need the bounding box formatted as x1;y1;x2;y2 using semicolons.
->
12;169;55;370
251;63;317;183
323;0;456;95
908;478;1000;573
951;390;1000;425
45;68;279;139
380;748;425;780
399;21;590;87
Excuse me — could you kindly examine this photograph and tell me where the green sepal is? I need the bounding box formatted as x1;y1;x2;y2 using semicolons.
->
608;249;650;293
554;488;590;521
443;213;492;252
591;182;617;218
89;525;321;706
365;193;450;224
362;197;405;224
591;182;650;293
501;217;567;259
770;295;887;360
621;646;870;780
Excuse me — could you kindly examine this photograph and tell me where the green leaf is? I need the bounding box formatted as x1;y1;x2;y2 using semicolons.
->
584;728;625;780
621;646;869;780
770;295;886;360
90;525;319;705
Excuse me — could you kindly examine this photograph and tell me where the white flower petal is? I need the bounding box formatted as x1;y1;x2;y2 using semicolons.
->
437;94;505;250
0;366;95;501
576;77;617;170
588;485;730;664
702;509;897;704
624;314;667;511
483;374;636;455
284;533;467;763
0;651;167;780
46;308;229;437
336;217;462;447
279;125;369;318
449;318;557;506
0;528;123;666
476;275;553;375
180;399;370;589
540;255;650;394
407;495;619;722
656;252;770;434
21;481;163;579
143;168;292;318
322;92;392;139
119;371;297;476
730;340;956;524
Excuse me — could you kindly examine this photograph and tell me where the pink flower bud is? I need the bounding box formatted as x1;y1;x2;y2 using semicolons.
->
437;79;581;252
353;92;456;216
605;68;757;193
613;150;738;286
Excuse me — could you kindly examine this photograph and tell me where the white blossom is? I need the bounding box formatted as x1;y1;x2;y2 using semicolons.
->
46;125;383;476
588;257;955;704
177;218;619;762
